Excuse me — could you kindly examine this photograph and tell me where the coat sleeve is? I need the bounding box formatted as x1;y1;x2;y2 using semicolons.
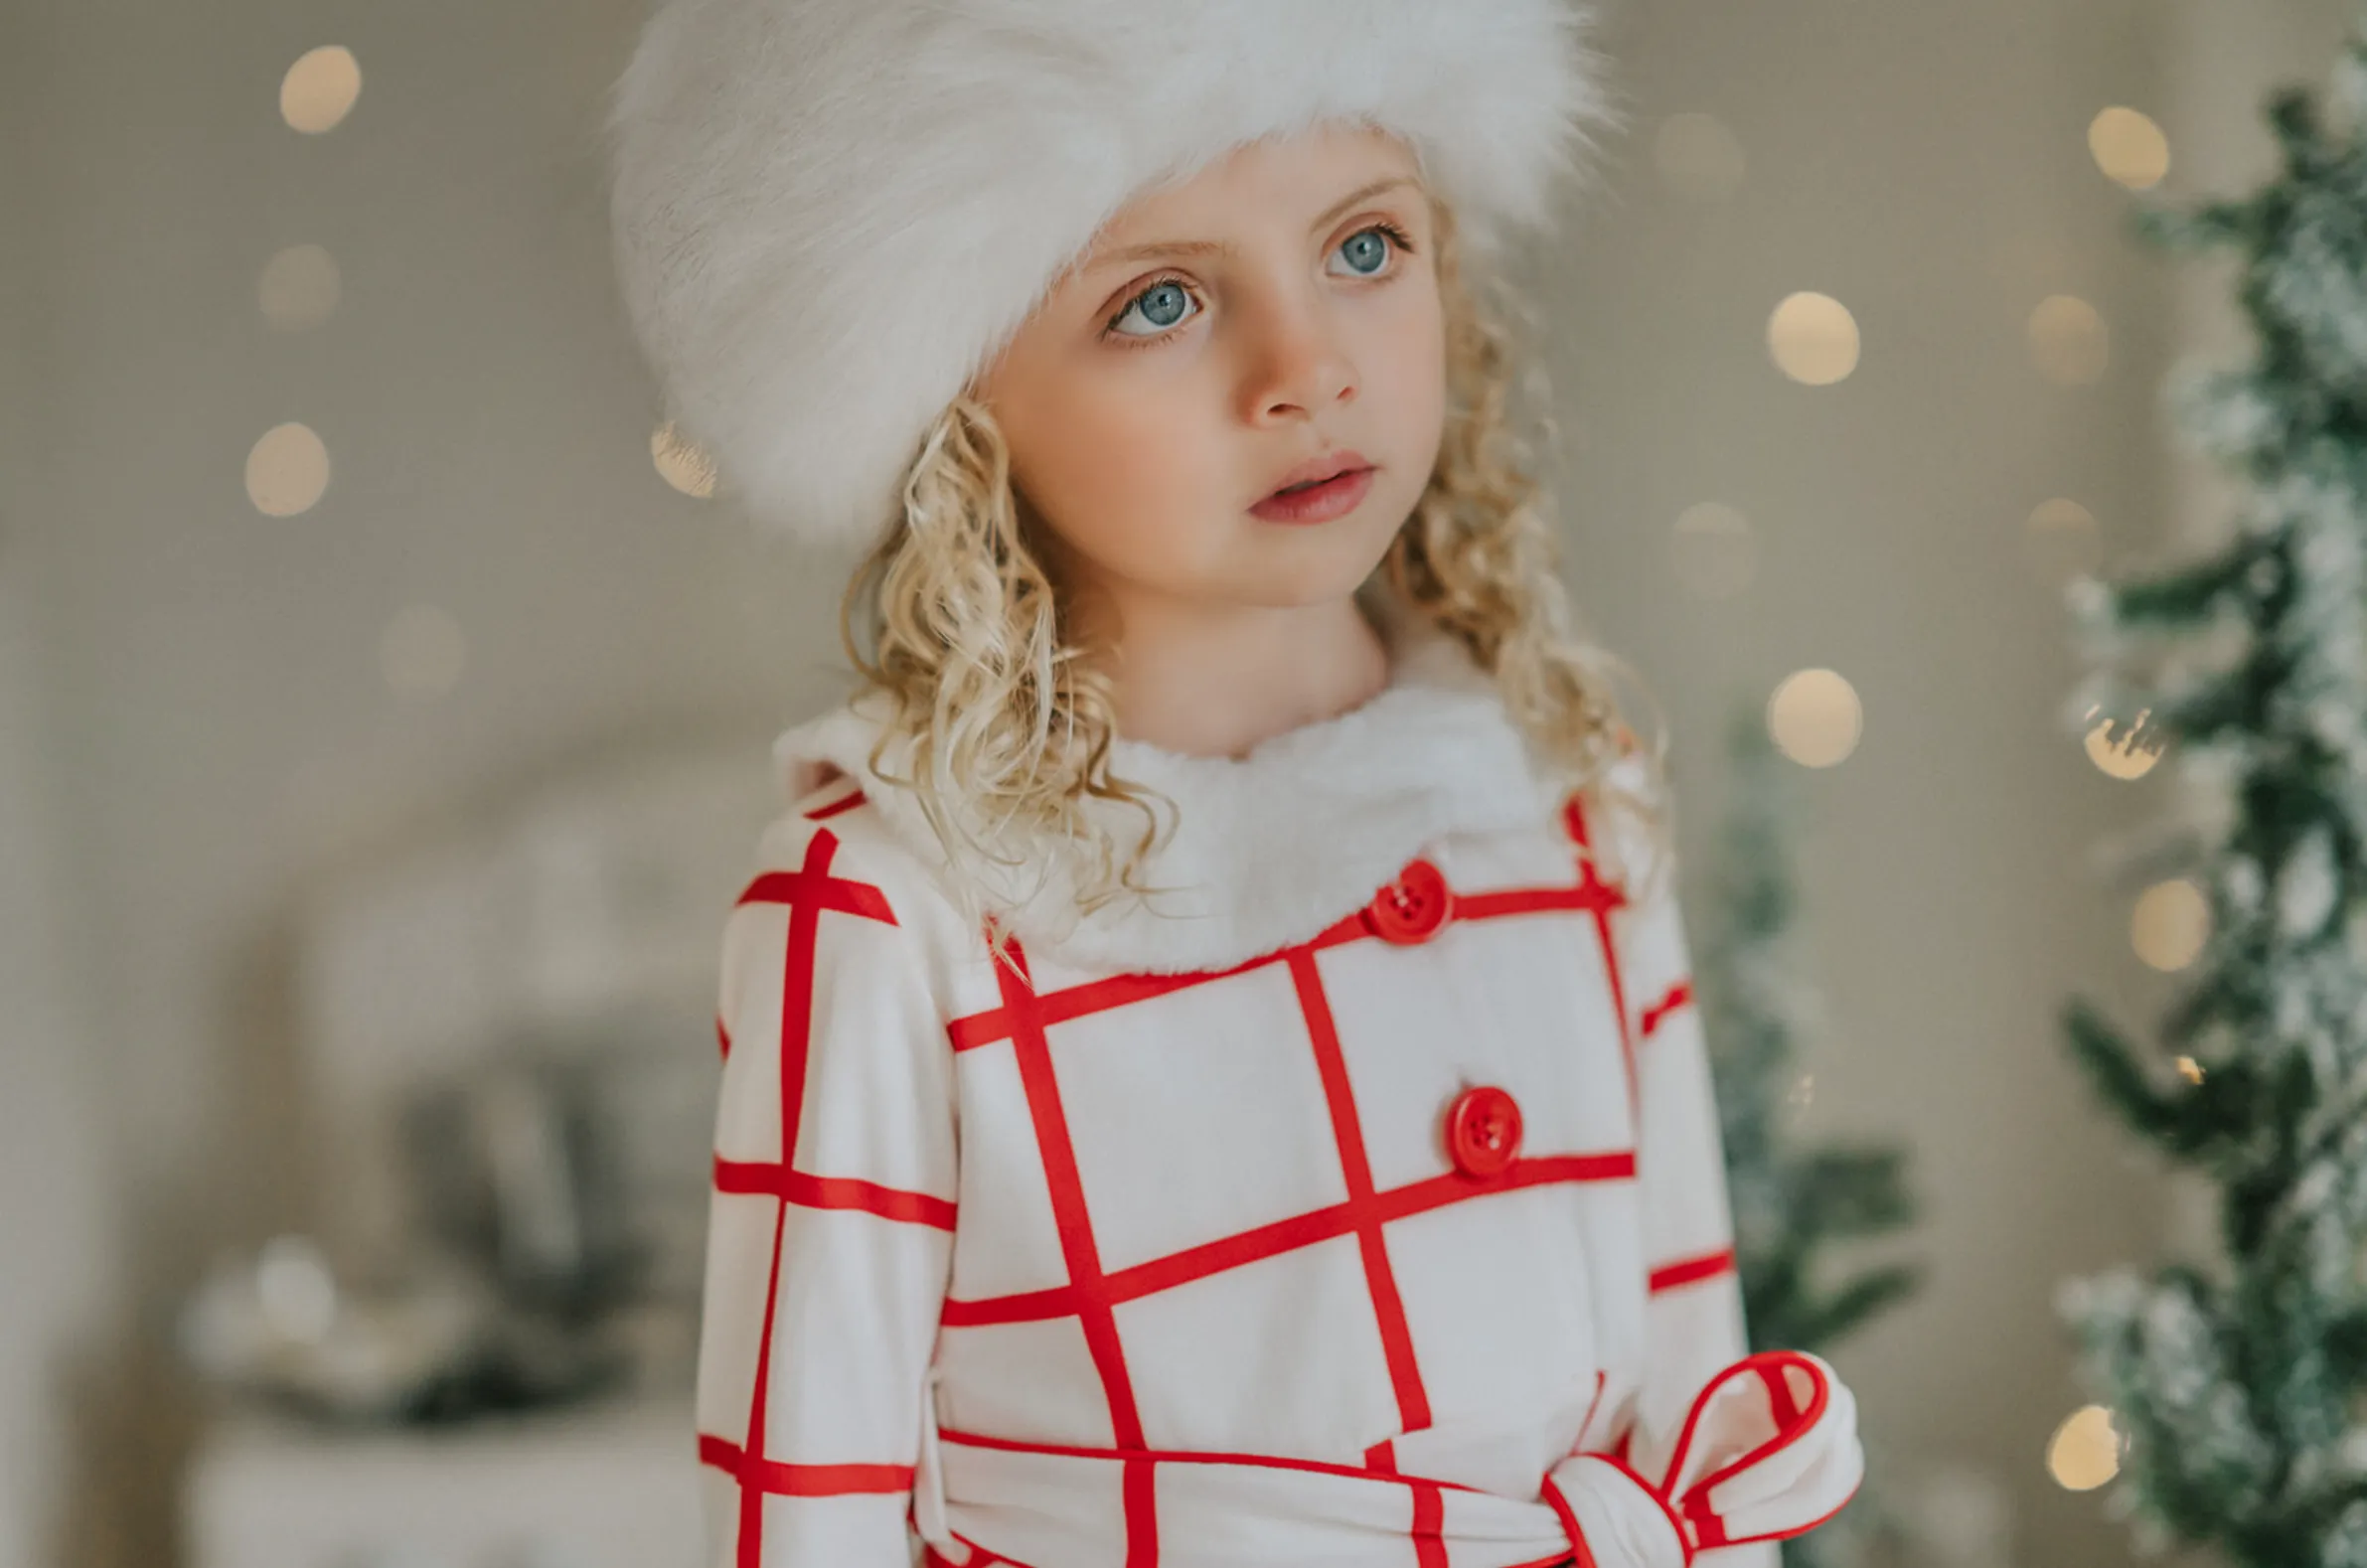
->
694;800;959;1568
1539;759;1857;1567
1615;813;1778;1568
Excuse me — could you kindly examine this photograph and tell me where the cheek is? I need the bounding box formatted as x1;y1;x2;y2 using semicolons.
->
1024;374;1217;562
1366;284;1448;489
1387;285;1449;426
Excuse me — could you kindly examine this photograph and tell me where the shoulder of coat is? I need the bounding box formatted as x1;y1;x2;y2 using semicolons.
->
745;777;979;962
1547;742;1673;899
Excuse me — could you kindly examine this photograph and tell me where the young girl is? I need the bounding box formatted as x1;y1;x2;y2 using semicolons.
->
606;2;1864;1564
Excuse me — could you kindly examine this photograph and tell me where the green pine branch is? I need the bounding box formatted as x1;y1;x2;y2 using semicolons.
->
2057;17;2367;1565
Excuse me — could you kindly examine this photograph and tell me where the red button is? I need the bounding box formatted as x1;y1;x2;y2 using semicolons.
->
1446;1085;1522;1178
1366;858;1453;944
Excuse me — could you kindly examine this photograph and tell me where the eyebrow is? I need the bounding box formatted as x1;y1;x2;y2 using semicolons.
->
1086;175;1423;269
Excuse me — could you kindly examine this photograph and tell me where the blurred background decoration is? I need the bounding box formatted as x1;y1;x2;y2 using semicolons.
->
2;1;2363;1566
2050;33;2367;1566
1692;702;1932;1568
169;740;768;1428
175;745;773;1566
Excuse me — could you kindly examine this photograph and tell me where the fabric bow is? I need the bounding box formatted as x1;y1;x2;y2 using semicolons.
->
1539;1350;1863;1566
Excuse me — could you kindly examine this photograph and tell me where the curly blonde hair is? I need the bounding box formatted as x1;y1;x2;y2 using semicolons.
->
838;189;1675;970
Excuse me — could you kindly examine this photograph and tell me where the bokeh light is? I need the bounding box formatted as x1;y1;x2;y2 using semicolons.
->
245;422;331;517
2029;295;2109;386
280;46;363;135
2132;878;2210;971
2046;1405;2123;1490
652;422;718;499
1769;668;1862;767
258;243;342;331
2090;106;2170;190
2083;703;2161;780
1769;292;1860;386
2025;498;2103;582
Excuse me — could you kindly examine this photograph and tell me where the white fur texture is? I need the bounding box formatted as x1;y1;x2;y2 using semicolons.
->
606;0;1616;549
766;577;1641;977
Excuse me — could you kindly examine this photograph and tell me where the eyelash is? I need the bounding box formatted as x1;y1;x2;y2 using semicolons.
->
1100;220;1419;351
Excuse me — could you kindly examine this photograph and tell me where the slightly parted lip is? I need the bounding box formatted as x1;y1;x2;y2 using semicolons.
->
1263;449;1373;499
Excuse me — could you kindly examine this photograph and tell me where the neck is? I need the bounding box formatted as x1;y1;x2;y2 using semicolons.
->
1073;584;1392;760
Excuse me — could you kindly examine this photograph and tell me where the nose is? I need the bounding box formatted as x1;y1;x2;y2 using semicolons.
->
1242;290;1357;423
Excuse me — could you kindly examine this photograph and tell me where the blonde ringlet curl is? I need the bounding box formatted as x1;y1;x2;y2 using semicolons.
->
839;188;1676;976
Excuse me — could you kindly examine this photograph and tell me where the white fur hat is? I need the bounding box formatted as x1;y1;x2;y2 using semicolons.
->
605;0;1617;550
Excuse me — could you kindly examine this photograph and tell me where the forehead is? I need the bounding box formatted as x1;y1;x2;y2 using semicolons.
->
1082;123;1426;265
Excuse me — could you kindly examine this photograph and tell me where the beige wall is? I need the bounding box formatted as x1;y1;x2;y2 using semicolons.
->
0;0;2351;1563
2;0;825;1559
0;7;116;1566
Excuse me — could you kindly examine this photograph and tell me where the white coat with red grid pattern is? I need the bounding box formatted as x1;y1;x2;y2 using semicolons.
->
693;625;1861;1568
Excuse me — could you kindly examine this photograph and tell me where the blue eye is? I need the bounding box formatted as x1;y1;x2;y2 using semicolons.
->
1336;229;1389;276
1125;281;1192;333
1104;277;1198;343
1102;221;1415;348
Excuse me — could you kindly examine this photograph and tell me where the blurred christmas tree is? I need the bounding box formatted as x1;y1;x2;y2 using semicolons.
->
2054;23;2367;1565
1692;704;1922;1568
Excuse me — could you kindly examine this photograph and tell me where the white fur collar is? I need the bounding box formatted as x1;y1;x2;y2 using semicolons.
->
771;583;1564;976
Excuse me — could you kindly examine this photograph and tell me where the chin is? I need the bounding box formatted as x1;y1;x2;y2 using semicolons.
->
1230;543;1398;610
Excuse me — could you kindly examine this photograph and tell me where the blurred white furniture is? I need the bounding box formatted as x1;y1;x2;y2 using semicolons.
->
180;742;778;1568
183;1396;705;1568
293;743;778;1277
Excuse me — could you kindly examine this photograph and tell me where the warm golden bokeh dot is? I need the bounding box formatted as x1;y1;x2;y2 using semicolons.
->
1655;112;1747;202
2176;1055;2205;1084
245;422;331;517
2132;878;2210;972
2090;106;2170;190
2029;295;2110;386
1768;669;1862;768
2047;1405;2123;1491
1768;292;1859;386
258;243;342;330
2025;498;2103;582
2083;703;2161;780
652;422;718;499
1670;502;1755;599
280;46;363;135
